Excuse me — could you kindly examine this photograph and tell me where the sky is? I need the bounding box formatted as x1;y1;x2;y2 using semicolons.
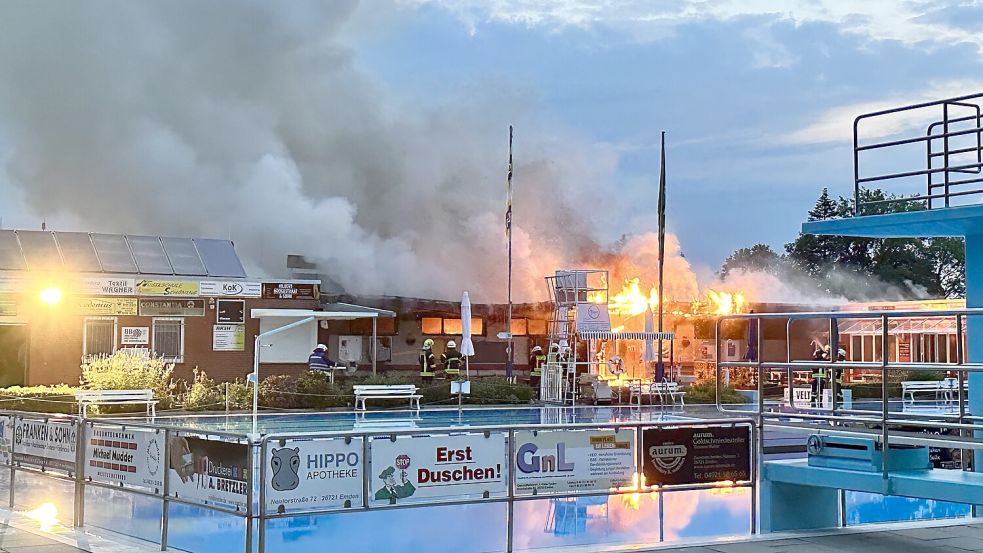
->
2;1;983;299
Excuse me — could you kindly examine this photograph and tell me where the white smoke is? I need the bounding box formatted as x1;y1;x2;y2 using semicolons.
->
713;267;932;305
0;1;639;302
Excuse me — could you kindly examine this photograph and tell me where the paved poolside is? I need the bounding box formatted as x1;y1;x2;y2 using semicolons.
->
655;520;983;552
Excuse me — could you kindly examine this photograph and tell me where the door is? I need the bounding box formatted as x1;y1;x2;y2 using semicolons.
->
0;324;28;387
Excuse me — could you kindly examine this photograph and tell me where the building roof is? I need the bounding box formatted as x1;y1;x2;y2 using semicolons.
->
0;230;246;278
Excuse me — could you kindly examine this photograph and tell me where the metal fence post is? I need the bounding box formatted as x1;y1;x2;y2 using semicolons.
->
74;419;86;528
506;428;515;553
8;415;16;509
258;437;267;553
881;314;890;482
245;439;255;553
749;422;757;535
160;428;170;551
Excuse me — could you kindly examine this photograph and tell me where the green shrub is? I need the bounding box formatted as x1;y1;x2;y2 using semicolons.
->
0;385;79;414
295;372;348;409
183;369;225;411
684;381;750;404
468;378;533;405
81;350;175;411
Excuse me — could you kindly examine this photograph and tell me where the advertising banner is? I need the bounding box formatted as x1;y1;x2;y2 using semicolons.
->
370;433;506;505
167;435;249;509
136;280;199;297
514;429;635;495
85;426;164;491
121;327;150;345
139;299;206;317
14;419;78;474
262;283;320;300
199;281;262;298
575;302;611;333
213;325;246;352
264;438;363;514
642;426;750;486
78;277;136;296
77;297;138;316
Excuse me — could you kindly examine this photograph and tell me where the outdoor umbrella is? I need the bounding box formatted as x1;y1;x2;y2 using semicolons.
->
643;306;657;365
743;314;758;362
460;291;476;379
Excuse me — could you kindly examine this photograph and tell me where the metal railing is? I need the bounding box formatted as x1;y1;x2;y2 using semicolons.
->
0;409;756;553
715;308;983;481
854;92;983;214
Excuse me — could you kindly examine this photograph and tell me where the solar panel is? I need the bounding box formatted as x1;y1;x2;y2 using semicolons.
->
16;231;62;270
161;237;207;276
195;239;246;278
126;235;174;274
53;232;102;272
0;230;26;270
90;233;138;273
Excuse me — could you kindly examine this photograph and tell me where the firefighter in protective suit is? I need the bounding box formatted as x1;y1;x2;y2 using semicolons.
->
442;340;463;379
529;345;546;391
419;339;437;383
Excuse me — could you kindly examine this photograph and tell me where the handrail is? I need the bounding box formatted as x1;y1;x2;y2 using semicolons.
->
853;92;983;213
716;307;982;479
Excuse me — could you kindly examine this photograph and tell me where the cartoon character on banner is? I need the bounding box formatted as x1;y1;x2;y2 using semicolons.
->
271;447;300;491
375;454;415;504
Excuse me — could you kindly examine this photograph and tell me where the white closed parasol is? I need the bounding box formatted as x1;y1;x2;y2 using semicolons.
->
460;291;475;378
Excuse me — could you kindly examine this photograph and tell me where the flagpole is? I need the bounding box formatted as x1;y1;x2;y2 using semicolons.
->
506;125;515;382
656;131;667;382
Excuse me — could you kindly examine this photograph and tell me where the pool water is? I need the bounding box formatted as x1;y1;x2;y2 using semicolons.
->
154;405;691;435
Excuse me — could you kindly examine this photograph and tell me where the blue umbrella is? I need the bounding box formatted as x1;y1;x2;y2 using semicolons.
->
743;315;758;362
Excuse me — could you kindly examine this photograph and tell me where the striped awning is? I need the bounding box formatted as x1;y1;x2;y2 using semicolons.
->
578;331;674;341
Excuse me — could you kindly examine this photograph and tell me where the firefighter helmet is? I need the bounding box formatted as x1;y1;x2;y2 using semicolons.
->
532;345;543;352
423;338;434;349
447;340;457;348
315;344;327;351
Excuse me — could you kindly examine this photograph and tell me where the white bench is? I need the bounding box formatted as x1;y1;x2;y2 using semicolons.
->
901;381;945;403
76;389;158;418
353;385;421;411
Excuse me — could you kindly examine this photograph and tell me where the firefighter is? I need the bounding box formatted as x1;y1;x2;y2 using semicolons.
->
308;344;339;383
419;339;437;383
529;345;546;391
442;340;463;379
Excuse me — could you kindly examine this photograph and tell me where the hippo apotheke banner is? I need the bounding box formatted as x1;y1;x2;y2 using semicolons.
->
642;426;750;486
369;433;507;505
513;429;635;495
167;436;249;509
264;438;363;514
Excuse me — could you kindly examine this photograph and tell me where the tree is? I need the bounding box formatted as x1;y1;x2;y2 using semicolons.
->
720;244;782;279
783;188;966;300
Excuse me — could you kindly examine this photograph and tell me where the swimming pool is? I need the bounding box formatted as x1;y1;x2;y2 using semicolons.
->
1;405;975;553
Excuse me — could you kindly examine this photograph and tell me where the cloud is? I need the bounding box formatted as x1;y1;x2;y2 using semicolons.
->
780;79;983;145
410;0;983;54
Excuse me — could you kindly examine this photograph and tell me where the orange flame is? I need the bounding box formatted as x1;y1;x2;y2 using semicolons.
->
607;278;658;316
706;289;746;315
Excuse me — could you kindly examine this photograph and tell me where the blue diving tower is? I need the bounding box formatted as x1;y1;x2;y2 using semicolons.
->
717;92;983;533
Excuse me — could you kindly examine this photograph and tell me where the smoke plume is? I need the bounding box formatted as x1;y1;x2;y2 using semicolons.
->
0;1;674;302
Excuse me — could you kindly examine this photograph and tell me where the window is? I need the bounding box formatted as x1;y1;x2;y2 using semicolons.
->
527;320;548;336
152;318;185;362
84;318;117;358
421;317;484;335
510;319;528;336
350;317;398;336
421;317;443;334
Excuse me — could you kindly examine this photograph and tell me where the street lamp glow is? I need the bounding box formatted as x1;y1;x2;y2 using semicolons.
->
39;287;62;305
